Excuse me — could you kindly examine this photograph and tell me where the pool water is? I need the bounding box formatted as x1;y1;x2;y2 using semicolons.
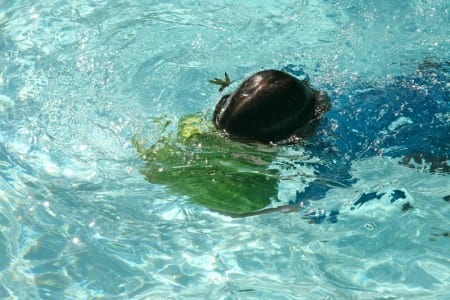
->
1;0;449;299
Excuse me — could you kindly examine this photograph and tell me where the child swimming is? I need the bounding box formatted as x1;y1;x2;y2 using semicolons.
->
134;64;449;218
134;69;331;216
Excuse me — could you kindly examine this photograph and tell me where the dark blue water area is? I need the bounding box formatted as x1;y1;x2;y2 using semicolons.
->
281;62;449;221
283;62;449;160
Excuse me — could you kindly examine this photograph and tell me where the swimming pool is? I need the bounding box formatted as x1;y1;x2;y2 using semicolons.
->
0;0;449;298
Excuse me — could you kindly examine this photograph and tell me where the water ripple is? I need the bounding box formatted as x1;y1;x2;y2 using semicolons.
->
0;0;449;298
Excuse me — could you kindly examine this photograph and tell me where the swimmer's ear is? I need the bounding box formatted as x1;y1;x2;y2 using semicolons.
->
208;72;234;92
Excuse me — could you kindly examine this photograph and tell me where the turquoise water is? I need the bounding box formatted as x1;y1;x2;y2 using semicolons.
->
0;0;449;299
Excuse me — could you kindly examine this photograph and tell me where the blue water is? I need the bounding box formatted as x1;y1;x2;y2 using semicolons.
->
0;0;449;299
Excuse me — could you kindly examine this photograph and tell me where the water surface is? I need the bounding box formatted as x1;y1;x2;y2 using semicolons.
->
0;0;449;299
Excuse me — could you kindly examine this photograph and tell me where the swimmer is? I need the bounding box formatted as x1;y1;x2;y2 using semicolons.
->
133;70;328;216
134;65;449;218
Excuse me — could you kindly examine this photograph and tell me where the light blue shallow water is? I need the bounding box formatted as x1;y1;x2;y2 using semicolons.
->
0;0;449;299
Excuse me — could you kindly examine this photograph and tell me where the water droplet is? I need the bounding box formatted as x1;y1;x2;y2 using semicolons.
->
364;222;376;231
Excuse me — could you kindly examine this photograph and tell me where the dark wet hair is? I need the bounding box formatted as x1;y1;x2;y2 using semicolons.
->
213;69;329;143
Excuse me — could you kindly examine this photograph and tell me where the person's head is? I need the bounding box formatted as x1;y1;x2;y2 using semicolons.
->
213;69;330;143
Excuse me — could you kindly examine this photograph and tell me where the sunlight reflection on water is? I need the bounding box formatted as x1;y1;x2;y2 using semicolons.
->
0;0;449;298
